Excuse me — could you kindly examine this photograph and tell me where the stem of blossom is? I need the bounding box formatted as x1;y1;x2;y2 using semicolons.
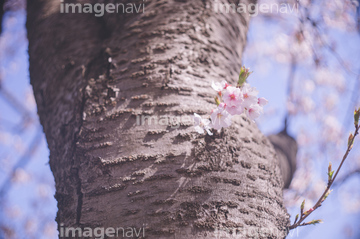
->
288;125;359;230
297;219;323;227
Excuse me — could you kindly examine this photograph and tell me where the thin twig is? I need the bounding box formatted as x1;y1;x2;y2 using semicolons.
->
289;124;360;230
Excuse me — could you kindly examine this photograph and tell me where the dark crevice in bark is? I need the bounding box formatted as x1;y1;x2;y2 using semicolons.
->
72;41;117;226
96;16;113;40
201;0;206;8
73;80;90;225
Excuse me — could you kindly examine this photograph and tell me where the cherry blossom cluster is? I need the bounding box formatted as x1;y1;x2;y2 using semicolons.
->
194;66;268;135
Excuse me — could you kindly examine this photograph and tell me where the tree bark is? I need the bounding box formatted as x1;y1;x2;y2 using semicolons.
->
27;0;290;238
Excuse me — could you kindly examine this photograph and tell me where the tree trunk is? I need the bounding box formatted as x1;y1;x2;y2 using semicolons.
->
27;0;290;238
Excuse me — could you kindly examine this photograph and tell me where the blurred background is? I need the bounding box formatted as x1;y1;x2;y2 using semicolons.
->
0;0;359;238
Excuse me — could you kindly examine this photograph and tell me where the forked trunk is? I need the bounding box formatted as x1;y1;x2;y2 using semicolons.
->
27;0;289;238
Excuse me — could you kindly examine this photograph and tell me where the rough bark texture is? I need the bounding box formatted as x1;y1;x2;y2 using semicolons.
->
27;0;290;238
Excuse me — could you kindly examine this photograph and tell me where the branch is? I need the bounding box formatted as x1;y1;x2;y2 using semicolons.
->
289;123;360;230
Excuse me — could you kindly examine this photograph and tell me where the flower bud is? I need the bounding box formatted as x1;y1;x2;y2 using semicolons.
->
304;207;314;216
215;96;221;106
328;162;334;182
294;214;299;223
309;219;323;225
238;66;252;87
355;108;360;127
348;133;354;150
300;200;305;214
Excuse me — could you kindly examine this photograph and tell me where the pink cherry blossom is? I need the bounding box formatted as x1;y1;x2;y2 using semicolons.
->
226;104;244;115
211;81;222;92
195;71;268;133
193;113;213;135
242;83;259;108
245;104;263;121
223;86;243;107
258;97;268;106
210;103;232;130
211;80;230;96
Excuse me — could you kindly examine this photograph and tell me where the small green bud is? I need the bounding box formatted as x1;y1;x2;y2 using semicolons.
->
294;214;299;224
309;219;323;225
215;96;220;106
355;108;360;127
300;200;305;214
238;66;252;87
348;133;354;150
328;162;334;182
328;171;334;182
